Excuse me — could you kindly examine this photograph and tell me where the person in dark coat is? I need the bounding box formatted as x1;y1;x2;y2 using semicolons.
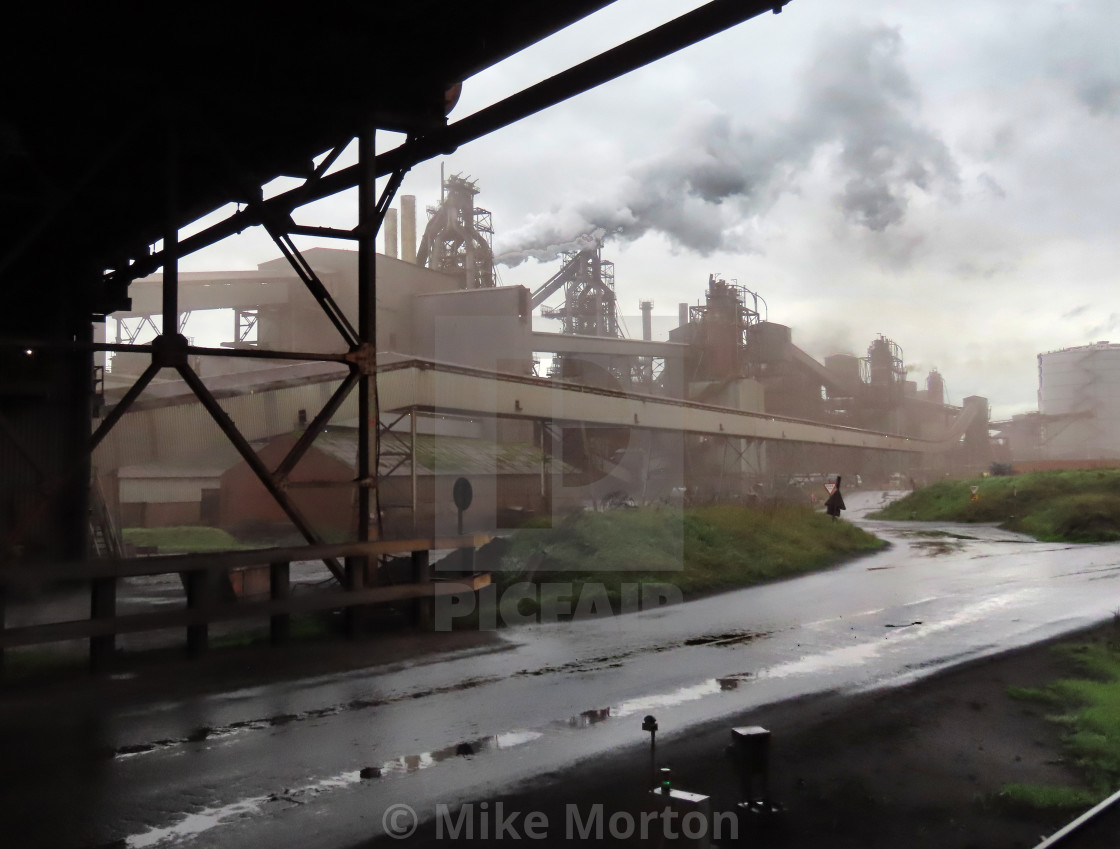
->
825;475;846;519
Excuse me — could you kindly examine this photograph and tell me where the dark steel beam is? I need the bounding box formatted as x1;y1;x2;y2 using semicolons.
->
286;224;360;241
89;361;161;451
273;370;359;484
175;363;345;581
357;127;376;546
261;226;361;350
212;133;361;350
162;121;178;334
310;140;350;181
0;410;47;481
113;0;790;286
92;342;351;364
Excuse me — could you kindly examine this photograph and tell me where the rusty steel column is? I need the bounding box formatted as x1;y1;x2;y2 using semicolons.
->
270;561;290;645
89;576;116;672
410;411;418;533
357;127;376;549
163;121;178;336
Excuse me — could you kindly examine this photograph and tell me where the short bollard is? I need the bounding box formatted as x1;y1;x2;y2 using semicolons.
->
727;725;782;830
642;714;658;790
729;726;770;802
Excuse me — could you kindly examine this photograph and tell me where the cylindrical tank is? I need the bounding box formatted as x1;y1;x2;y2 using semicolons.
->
1038;342;1120;459
825;354;861;387
752;322;791;363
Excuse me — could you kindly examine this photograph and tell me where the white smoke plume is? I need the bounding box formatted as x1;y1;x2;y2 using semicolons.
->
495;24;959;267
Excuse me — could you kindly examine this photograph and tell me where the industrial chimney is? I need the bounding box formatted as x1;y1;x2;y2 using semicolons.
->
384;208;398;259
678;302;689;329
401;195;417;263
640;300;654;341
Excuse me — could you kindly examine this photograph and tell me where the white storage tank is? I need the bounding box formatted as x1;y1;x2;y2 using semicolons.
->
1038;342;1120;459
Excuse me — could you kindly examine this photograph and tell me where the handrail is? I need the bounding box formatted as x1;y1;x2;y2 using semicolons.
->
0;534;492;588
1032;786;1120;848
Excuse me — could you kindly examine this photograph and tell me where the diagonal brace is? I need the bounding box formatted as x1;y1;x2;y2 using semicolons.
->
176;363;344;582
216;140;360;350
90;361;161;452
262;220;360;350
274;370;359;484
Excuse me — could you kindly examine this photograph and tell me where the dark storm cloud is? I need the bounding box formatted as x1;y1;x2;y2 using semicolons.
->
1042;0;1120;115
496;23;959;266
1077;79;1120;115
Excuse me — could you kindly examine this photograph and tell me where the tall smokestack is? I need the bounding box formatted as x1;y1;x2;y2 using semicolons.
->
640;300;653;341
678;302;689;329
401;195;417;264
384;209;398;259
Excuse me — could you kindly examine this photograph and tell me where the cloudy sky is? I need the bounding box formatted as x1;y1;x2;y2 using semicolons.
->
180;0;1120;419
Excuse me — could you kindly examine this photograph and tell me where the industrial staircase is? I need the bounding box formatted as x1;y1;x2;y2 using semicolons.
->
89;475;123;559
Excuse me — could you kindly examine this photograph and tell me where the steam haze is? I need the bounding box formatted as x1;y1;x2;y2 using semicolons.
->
179;0;1120;420
496;24;959;265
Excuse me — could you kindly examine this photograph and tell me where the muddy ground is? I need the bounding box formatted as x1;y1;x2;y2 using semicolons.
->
361;625;1119;849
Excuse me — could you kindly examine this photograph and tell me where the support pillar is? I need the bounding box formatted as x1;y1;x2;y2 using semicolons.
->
410;412;418;534
185;570;208;657
356;125;377;584
344;556;364;639
270;561;290;645
411;550;431;629
89;576;117;671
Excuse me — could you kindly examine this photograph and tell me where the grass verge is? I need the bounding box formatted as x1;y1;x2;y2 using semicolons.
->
122;526;250;553
1002;635;1120;810
870;469;1120;542
483;503;885;621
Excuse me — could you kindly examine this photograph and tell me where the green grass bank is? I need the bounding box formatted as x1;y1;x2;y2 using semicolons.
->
122;526;249;553
871;469;1120;542
1001;631;1120;811
490;503;885;617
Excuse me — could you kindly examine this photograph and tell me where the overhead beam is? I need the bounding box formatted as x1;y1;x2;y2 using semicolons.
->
531;331;687;359
372;360;969;454
110;0;792;288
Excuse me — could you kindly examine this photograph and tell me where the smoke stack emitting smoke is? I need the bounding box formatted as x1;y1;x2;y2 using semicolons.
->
495;24;958;268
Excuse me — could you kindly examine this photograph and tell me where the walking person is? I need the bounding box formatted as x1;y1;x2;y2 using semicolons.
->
825;475;846;520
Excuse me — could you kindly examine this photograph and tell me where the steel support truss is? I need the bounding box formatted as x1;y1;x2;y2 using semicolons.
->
0;0;793;666
86;126;406;585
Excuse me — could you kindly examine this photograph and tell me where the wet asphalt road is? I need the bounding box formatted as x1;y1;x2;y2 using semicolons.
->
5;490;1120;849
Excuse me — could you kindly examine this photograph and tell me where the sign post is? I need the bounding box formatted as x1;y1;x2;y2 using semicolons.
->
453;476;473;534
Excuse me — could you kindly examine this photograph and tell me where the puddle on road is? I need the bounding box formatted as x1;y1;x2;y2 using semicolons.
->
111;676;503;761
113;673;761;846
111;590;1026;848
122;770;364;848
374;728;545;776
683;630;762;647
898;530;979;541
910;540;964;557
114;632;772;763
